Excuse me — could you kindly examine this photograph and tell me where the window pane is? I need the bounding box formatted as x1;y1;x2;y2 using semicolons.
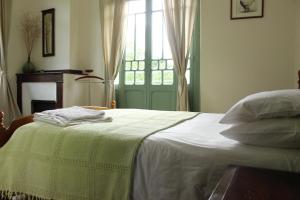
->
139;61;145;70
163;71;173;85
186;70;190;85
152;0;162;11
159;60;166;69
186;58;190;84
125;62;131;70
128;0;145;14
167;60;173;69
152;70;162;85
132;61;138;70
136;13;145;60
152;60;158;70
114;73;120;85
152;12;163;59
125;15;135;60
135;71;145;85
163;25;172;59
125;71;134;85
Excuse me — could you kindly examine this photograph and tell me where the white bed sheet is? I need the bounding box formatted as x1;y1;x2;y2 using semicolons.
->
133;113;300;200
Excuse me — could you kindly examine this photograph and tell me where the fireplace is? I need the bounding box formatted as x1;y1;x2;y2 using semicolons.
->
31;100;57;113
17;70;104;115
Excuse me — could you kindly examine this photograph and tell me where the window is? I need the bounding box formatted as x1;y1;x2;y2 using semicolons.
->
116;0;199;111
124;0;146;85
151;0;174;85
121;0;190;86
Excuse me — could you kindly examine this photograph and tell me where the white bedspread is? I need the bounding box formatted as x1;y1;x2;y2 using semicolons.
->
133;113;300;200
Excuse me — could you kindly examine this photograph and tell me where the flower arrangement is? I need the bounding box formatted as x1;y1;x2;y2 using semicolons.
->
21;13;40;73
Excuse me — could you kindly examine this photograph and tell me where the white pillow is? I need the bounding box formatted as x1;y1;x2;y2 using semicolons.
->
220;118;300;148
220;89;300;124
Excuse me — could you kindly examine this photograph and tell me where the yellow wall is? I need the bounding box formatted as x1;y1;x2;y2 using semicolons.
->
200;0;297;113
69;0;105;105
70;0;104;76
295;0;300;88
7;0;71;95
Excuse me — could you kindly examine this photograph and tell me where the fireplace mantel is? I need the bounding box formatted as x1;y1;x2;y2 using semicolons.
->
16;70;101;115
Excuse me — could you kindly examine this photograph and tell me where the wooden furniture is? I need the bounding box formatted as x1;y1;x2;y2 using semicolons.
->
17;70;83;114
17;70;109;115
209;165;300;200
0;112;33;148
298;70;300;89
42;8;55;57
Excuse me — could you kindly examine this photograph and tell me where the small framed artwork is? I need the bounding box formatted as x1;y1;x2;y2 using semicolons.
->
42;8;55;57
231;0;264;20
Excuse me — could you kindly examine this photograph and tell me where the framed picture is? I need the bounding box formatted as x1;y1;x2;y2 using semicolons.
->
231;0;264;20
42;8;55;57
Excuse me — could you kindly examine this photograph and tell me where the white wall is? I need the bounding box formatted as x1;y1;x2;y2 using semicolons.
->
7;0;105;106
200;0;297;113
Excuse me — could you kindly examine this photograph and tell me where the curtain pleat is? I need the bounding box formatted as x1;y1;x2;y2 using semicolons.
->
99;0;128;108
162;0;198;111
0;0;21;126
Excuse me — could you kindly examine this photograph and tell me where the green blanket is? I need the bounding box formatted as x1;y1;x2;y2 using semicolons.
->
0;109;198;200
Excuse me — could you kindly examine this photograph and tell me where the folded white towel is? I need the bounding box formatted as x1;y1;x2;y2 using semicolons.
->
39;106;105;120
33;106;112;127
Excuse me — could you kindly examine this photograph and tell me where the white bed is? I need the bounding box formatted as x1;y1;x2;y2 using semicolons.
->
133;113;300;200
1;110;300;200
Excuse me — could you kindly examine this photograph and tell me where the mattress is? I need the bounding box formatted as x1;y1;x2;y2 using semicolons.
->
133;113;300;200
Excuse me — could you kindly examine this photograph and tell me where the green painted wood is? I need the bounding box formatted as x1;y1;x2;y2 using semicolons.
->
145;0;152;109
117;0;200;111
189;3;201;112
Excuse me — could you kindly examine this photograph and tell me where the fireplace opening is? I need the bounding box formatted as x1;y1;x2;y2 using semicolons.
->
31;100;57;113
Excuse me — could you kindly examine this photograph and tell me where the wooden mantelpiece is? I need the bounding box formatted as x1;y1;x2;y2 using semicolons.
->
17;72;63;112
17;70;85;114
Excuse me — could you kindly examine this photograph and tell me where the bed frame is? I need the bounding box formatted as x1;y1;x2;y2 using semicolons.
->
0;112;33;148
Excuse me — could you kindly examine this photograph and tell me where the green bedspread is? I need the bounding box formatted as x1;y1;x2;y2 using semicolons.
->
0;109;198;200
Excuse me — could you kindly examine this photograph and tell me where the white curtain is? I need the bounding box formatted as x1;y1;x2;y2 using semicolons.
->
0;0;20;126
99;0;128;108
163;0;198;111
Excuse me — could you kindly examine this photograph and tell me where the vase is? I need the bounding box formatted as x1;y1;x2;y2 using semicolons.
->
22;56;36;73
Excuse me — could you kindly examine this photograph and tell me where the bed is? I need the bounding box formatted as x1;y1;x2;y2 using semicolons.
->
0;73;300;200
1;111;300;200
133;113;300;200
